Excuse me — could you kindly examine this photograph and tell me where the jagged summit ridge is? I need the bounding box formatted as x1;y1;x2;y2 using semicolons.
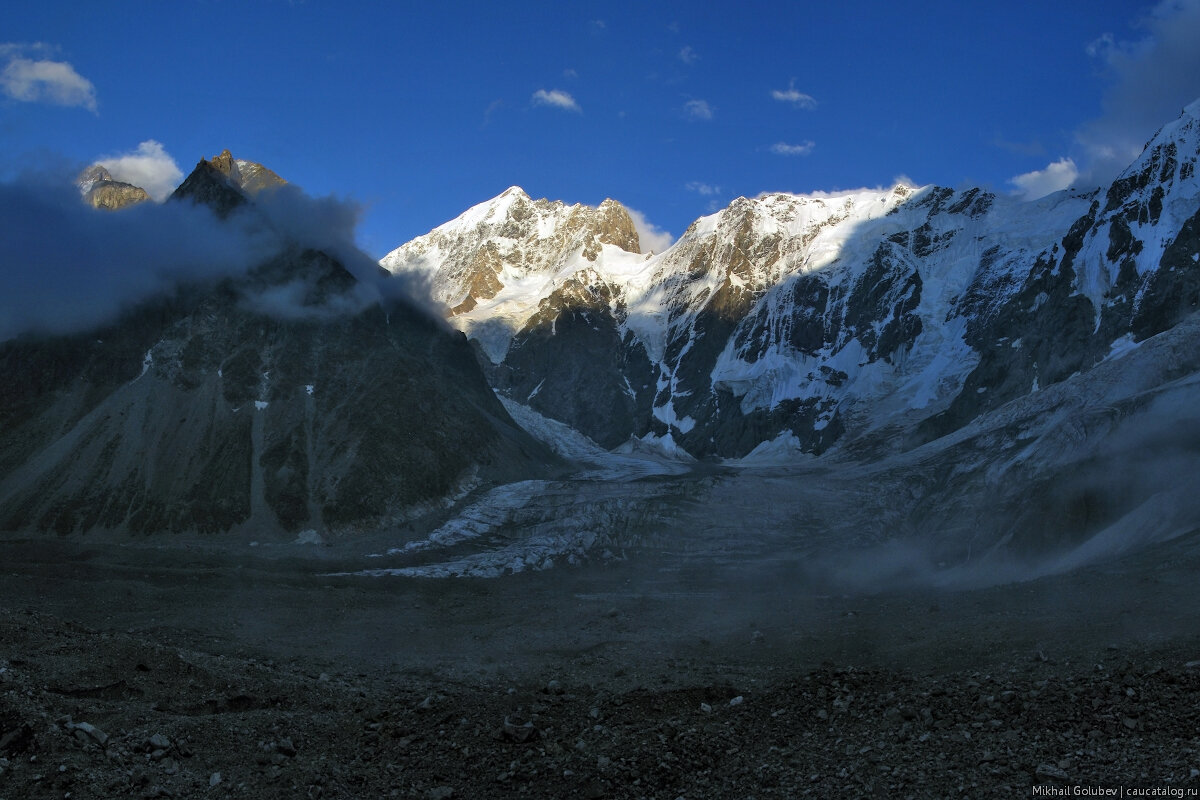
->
379;101;1200;459
381;187;646;359
208;148;288;195
168;149;288;217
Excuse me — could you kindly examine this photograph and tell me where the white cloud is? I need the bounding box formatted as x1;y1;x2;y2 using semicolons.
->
684;99;713;120
0;51;97;112
1009;157;1079;200
686;181;721;196
771;80;816;110
769;141;815;156
563;68;578;79
1076;0;1200;183
678;46;698;65
531;89;581;113
625;207;674;254
97;140;184;202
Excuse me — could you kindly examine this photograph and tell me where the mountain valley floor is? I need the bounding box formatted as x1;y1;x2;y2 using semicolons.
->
1;481;1199;799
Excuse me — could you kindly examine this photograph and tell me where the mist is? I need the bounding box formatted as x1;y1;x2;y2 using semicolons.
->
0;169;439;343
0;174;275;341
808;383;1200;595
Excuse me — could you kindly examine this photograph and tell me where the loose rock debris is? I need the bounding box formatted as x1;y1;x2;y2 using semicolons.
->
1;608;1199;798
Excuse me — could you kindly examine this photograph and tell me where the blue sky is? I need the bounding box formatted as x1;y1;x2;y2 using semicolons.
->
3;0;1200;257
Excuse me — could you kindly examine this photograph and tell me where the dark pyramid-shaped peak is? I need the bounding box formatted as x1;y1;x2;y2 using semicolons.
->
169;157;248;217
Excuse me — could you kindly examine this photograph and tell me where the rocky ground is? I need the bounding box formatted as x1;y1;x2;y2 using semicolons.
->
1;519;1199;799
1;604;1199;799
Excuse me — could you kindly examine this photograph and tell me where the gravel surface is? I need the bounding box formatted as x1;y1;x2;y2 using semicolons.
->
1;529;1199;798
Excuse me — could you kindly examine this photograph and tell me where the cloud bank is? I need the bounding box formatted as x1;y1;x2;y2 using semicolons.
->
1077;0;1200;183
0;174;274;341
1012;0;1200;195
0;168;434;342
0;46;97;112
97;140;184;201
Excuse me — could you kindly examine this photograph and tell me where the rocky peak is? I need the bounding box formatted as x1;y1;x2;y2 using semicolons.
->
592;198;641;254
76;164;150;211
381;188;644;317
77;164;113;195
205;149;287;195
169;157;248;217
209;149;243;185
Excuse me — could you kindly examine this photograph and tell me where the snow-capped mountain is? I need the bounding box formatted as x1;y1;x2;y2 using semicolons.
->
381;185;643;351
382;100;1200;459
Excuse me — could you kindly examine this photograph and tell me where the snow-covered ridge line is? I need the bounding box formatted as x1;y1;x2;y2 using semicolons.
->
377;100;1200;461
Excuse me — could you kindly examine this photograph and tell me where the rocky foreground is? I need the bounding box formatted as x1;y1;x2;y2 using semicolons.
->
2;607;1198;800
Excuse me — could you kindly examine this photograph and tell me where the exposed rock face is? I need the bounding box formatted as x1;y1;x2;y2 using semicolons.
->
382;187;643;325
383;101;1200;459
170;158;249;217
382;188;651;446
76;165;149;210
207;149;287;195
0;162;555;536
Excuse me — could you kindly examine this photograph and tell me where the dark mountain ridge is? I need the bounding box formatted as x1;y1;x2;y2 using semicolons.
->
0;155;557;536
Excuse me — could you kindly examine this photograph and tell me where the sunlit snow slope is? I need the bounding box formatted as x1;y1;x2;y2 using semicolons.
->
383;102;1200;460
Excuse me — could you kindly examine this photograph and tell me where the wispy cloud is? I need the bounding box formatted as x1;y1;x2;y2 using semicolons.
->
482;98;504;127
686;181;721;196
97;140;183;202
678;46;698;65
563;68;578;79
771;80;816;110
1009;157;1079;200
684;99;713;120
769;141;815;156
1086;32;1116;59
625;207;674;254
0;43;97;113
532;88;581;113
1075;0;1200;183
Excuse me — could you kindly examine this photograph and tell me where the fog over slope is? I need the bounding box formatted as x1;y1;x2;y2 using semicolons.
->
0;153;556;536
